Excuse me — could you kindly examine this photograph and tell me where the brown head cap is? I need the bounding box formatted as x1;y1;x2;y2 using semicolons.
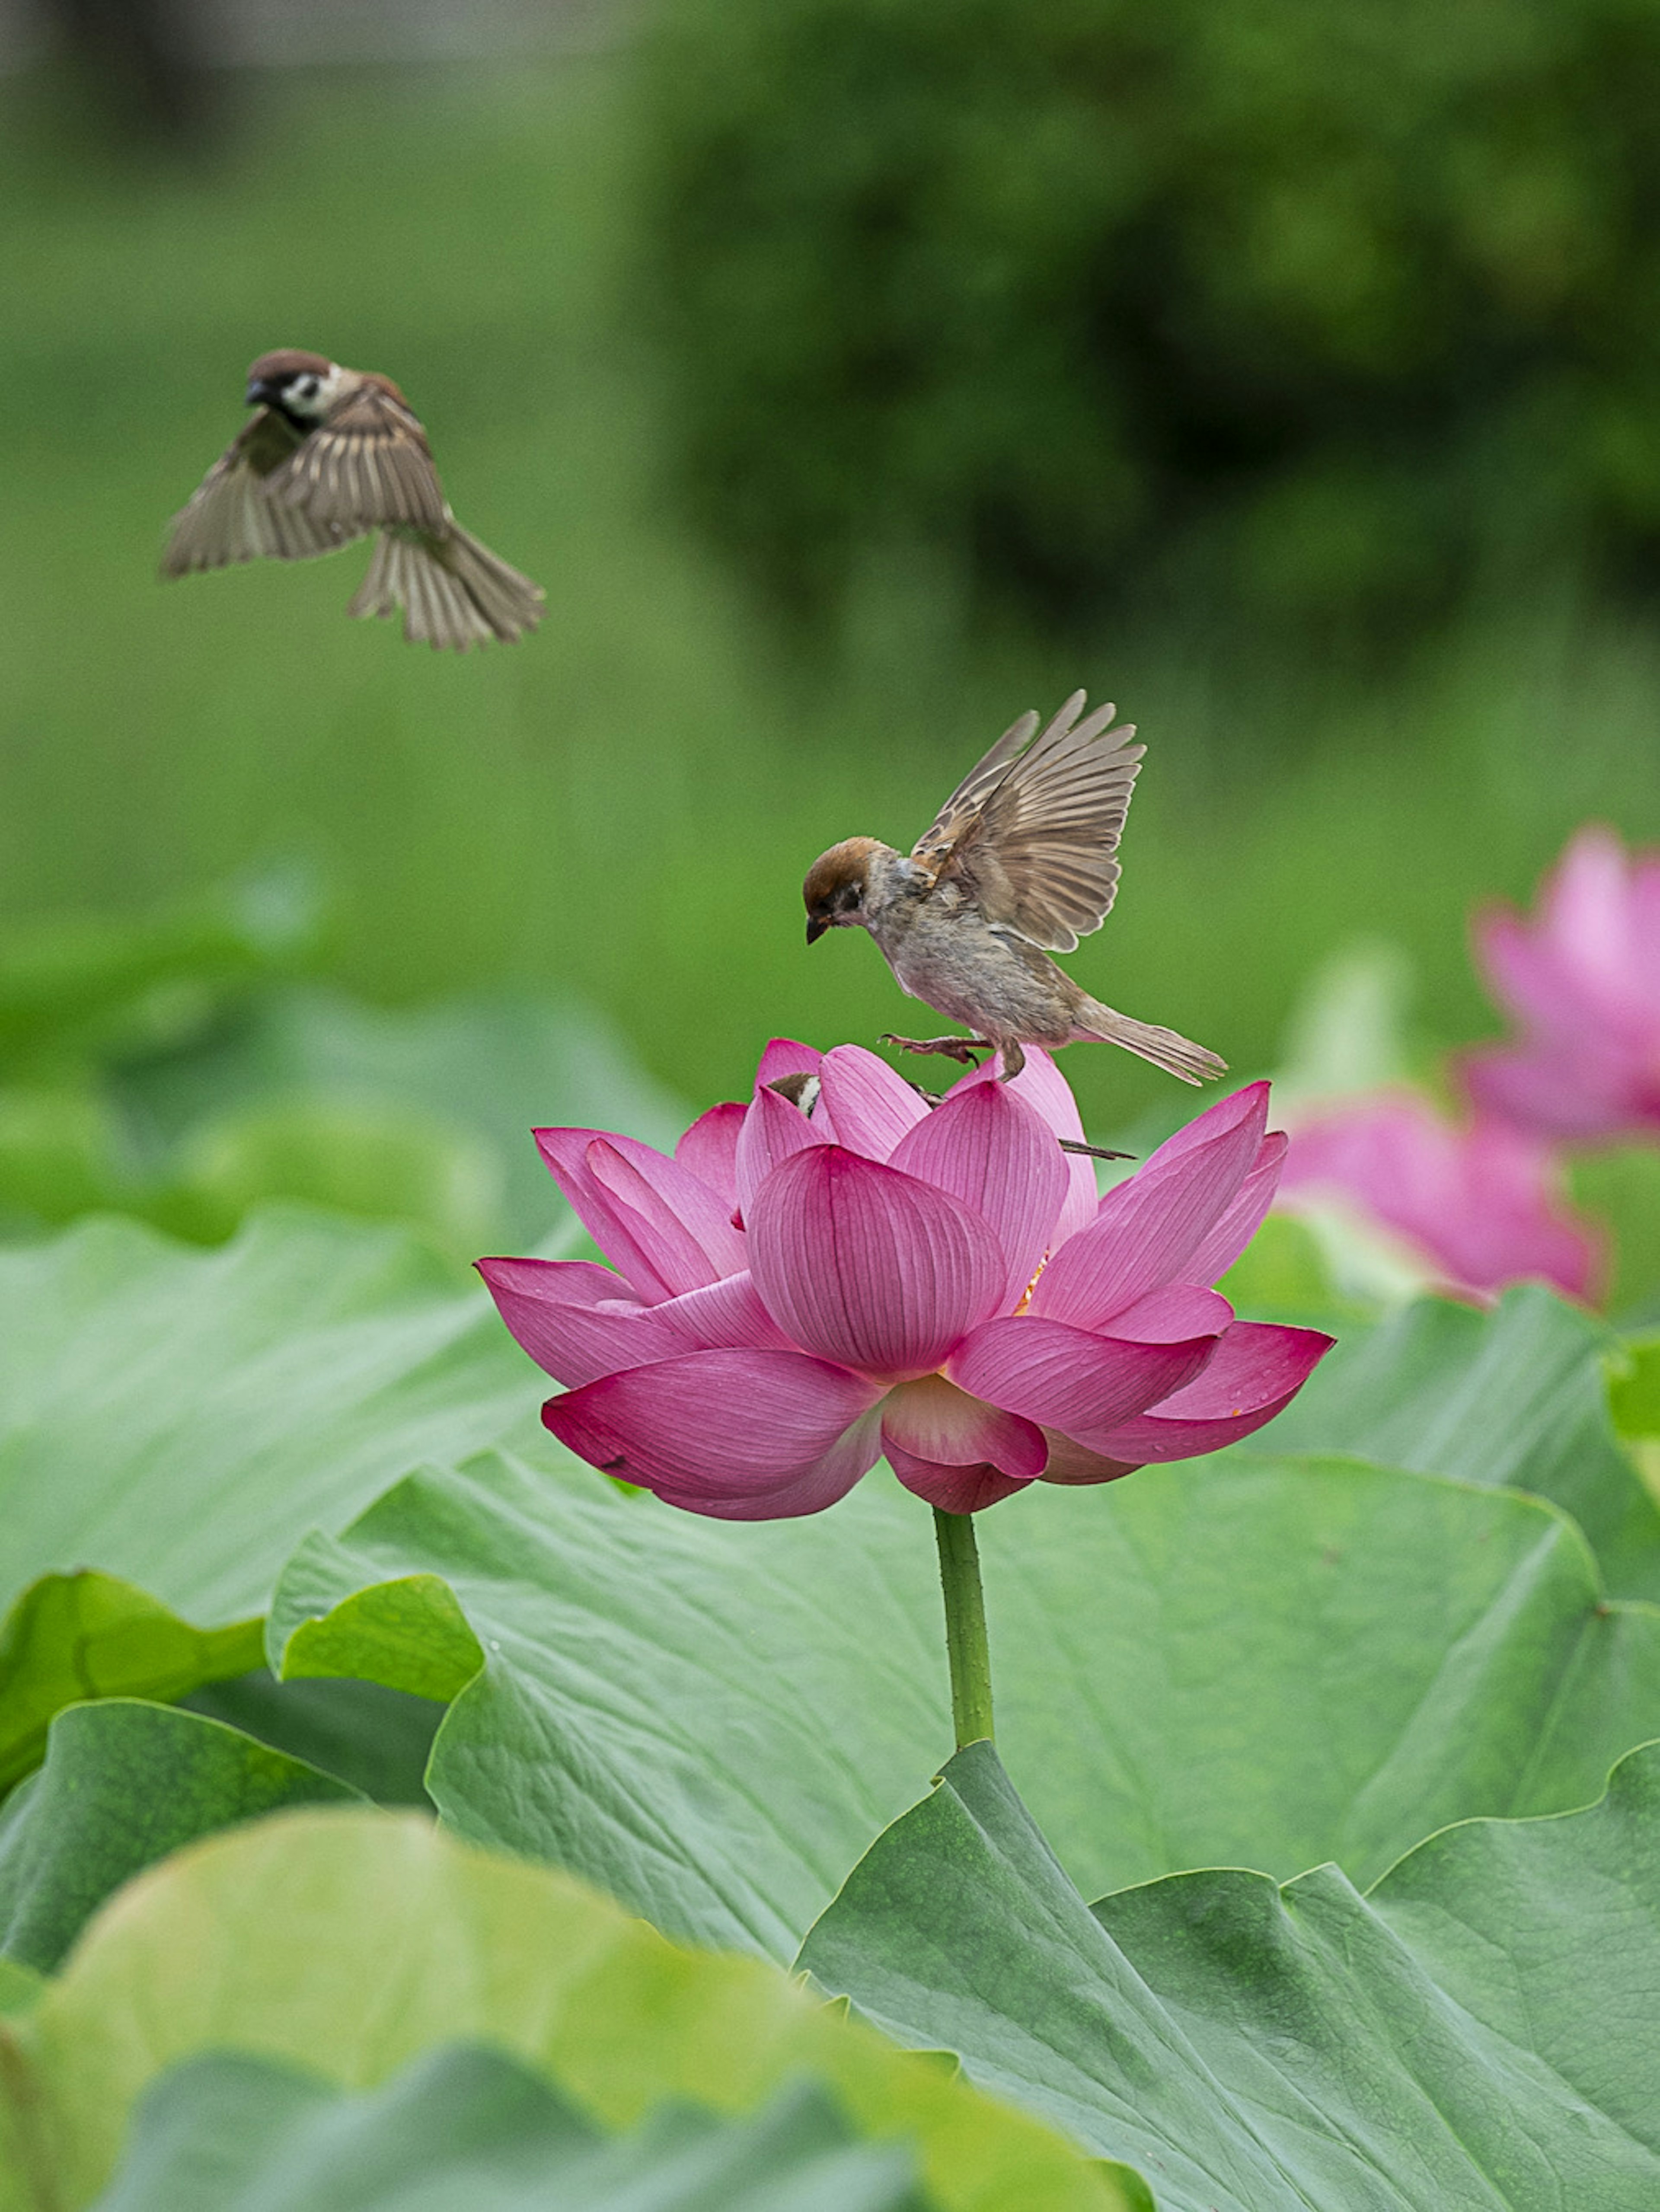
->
246;349;332;385
802;837;882;942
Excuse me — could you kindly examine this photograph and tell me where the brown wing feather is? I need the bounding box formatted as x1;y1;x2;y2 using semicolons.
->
910;690;1145;952
269;383;448;535
160;409;353;575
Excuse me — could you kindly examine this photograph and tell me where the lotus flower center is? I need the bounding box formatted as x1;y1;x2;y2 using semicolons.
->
1013;1254;1050;1317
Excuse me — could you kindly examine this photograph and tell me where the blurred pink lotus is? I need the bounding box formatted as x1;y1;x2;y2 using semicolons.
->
1277;1090;1602;1304
480;1045;1330;1519
1463;827;1660;1143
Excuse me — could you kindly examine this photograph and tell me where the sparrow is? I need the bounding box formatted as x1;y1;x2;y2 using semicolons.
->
161;350;544;650
802;689;1226;1084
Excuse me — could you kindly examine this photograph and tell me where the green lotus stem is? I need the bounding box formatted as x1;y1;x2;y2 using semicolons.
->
932;1506;994;1749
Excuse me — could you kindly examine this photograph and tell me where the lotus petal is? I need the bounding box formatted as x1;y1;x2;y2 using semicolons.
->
945;1049;1096;1249
1088;1320;1333;1462
948;1314;1218;1449
1030;1085;1269;1327
533;1129;745;1301
748;1146;1007;1380
480;1258;789;1386
542;1347;884;1500
889;1078;1067;1309
735;1081;833;1214
817;1046;932;1160
1182;1131;1287;1285
675;1101;745;1207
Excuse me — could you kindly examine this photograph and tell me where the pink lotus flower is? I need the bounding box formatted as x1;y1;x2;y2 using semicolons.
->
480;1045;1331;1519
1277;1090;1602;1304
1463;827;1660;1143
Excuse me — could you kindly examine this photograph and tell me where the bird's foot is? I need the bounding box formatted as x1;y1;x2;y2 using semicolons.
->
996;1041;1027;1083
879;1033;988;1067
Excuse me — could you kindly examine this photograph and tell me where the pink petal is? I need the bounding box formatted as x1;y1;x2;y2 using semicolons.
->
884;1453;1033;1514
736;1082;833;1213
748;1146;1008;1380
534;1129;745;1302
675;1102;745;1207
651;1409;886;1522
947;1314;1219;1450
1280;1095;1604;1300
1108;1283;1234;1341
479;1258;788;1387
480;1257;651;1384
542;1347;884;1502
1461;1039;1660;1145
1466;830;1660;1145
946;1050;1096;1248
1542;828;1646;1008
881;1373;1048;1481
1474;908;1592;1040
1182;1131;1288;1284
1036;1429;1140;1487
588;1140;747;1296
889;1079;1068;1309
817;1046;932;1160
656;1271;797;1356
1087;1321;1333;1462
1028;1084;1270;1328
1132;1080;1273;1174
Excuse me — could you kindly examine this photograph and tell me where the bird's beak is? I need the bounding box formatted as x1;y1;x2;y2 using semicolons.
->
245;378;275;408
805;917;828;945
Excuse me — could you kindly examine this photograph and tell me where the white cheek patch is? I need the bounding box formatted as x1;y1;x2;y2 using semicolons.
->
286;364;346;420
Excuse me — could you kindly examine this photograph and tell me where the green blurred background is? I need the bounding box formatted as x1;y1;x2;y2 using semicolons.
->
2;0;1658;1258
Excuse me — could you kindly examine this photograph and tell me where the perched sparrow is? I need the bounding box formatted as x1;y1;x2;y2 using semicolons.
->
161;350;544;650
802;689;1225;1084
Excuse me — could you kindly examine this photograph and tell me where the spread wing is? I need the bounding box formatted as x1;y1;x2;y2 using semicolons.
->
160;409;353;575
268;381;448;535
910;689;1145;951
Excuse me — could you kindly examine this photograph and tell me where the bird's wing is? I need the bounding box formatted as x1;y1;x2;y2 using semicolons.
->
268;381;449;535
909;690;1145;951
160;409;354;574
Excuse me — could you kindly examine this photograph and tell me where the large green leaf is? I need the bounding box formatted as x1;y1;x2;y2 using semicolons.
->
1264;1281;1660;1598
177;1672;443;1809
0;875;313;1077
0;1701;357;1974
0;1207;535;1785
797;1738;1660;2212
1610;1335;1660;1510
0;1806;1125;2212
116;987;688;1248
0;1574;263;1794
268;1446;1660;1956
92;2049;932;2212
150;1097;505;1264
0;1207;530;1625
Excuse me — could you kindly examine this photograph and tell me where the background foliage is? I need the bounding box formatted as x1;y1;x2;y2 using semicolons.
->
642;0;1660;637
3;4;1660;2204
0;33;1658;1139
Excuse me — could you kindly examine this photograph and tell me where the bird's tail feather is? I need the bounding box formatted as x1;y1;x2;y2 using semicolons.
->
348;527;545;651
1074;999;1227;1084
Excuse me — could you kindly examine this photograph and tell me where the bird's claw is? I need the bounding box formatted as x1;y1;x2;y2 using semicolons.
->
878;1033;987;1066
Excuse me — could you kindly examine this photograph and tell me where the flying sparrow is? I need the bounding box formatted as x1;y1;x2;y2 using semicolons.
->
161;350;544;650
802;689;1225;1084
